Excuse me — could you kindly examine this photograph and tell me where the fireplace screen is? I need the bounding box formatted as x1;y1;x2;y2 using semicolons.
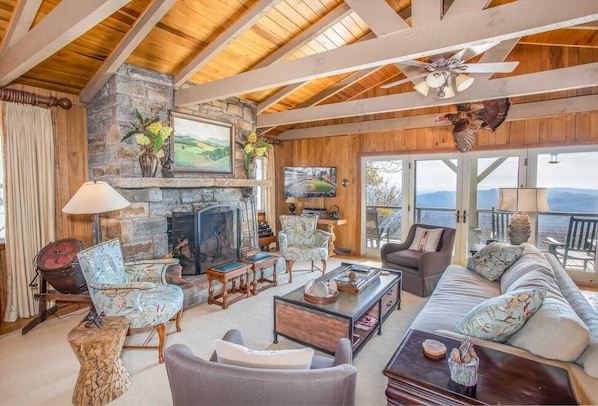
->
169;205;241;275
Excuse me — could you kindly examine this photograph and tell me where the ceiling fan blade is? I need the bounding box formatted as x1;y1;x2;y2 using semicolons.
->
462;62;519;73
380;72;428;89
451;42;500;62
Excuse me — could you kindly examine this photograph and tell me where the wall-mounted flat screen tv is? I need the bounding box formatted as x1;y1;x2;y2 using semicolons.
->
284;166;337;198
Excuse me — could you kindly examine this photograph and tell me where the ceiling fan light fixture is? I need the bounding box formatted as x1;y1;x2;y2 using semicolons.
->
438;85;455;99
425;72;446;89
455;74;474;92
414;81;429;96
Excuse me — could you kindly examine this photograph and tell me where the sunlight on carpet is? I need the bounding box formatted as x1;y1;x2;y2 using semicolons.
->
0;258;427;406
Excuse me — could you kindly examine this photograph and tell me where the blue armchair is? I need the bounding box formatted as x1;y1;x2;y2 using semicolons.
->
77;238;184;363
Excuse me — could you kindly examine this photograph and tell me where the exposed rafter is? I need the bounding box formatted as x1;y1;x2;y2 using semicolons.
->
0;0;129;87
80;0;177;103
257;62;598;127
175;0;598;106
0;0;43;52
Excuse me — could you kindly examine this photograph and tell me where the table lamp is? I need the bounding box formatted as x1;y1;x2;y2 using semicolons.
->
496;187;549;245
63;180;131;244
285;197;298;215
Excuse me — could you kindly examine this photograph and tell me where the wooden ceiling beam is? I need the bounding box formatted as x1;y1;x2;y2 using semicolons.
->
173;0;284;87
277;93;598;140
79;0;176;103
175;0;598;106
411;0;442;27
0;0;43;52
257;62;598;127
0;0;129;87
443;0;493;18
344;0;409;36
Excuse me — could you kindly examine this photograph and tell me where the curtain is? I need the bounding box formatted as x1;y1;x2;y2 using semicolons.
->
264;148;277;235
2;102;55;321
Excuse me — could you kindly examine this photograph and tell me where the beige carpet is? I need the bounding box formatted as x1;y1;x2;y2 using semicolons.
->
0;258;427;405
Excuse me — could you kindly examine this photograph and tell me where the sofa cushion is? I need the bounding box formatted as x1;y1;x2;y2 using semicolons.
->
467;242;524;281
505;264;591;362
214;339;314;370
500;251;553;293
454;288;546;342
408;227;443;252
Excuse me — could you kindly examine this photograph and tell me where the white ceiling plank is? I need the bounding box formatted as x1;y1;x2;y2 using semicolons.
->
175;0;598;106
443;0;492;19
79;0;176;103
254;3;352;69
277;93;598;140
256;62;598;127
174;0;283;87
411;0;443;27
344;0;409;36
0;0;129;87
0;0;43;52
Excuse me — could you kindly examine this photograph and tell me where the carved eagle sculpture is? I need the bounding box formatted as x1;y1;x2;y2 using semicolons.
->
444;98;511;152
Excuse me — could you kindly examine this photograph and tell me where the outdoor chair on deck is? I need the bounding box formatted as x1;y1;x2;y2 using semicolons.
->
77;238;184;363
546;216;597;272
278;214;331;283
365;207;389;248
490;208;512;243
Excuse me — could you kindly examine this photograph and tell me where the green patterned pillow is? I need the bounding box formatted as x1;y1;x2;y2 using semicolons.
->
454;288;546;343
467;242;524;281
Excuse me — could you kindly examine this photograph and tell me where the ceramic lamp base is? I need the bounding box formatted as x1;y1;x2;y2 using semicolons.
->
508;211;531;245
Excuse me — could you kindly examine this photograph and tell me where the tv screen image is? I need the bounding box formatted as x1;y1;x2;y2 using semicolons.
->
284;166;337;198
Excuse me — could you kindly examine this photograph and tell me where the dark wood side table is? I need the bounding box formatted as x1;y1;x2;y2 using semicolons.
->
384;329;577;405
206;261;252;309
240;252;279;294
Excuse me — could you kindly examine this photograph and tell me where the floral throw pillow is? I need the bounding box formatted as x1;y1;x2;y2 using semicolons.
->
467;242;524;281
454;288;546;343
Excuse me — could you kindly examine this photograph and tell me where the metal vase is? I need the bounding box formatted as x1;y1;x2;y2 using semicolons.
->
139;152;158;177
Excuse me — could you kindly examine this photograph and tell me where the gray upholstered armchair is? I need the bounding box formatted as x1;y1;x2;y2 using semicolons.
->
278;214;332;283
381;224;455;297
164;329;356;406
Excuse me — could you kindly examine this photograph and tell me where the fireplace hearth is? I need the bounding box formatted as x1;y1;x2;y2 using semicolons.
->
169;204;242;276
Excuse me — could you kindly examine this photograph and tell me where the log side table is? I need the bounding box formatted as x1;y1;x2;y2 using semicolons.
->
206;261;252;309
240;252;280;294
67;316;131;406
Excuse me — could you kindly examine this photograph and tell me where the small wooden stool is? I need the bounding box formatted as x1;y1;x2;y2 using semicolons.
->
67;316;131;406
240;252;280;295
206;261;252;309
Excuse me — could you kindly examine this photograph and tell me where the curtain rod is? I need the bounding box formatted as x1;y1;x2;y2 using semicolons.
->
0;87;72;110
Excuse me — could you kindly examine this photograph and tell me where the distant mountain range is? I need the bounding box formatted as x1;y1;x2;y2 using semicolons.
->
417;188;598;213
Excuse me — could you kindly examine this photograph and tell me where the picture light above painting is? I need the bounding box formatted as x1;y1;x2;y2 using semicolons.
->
284;166;337;198
170;111;234;174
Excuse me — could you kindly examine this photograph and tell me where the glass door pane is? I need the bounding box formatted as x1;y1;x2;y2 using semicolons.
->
413;158;458;228
536;149;598;283
362;158;404;257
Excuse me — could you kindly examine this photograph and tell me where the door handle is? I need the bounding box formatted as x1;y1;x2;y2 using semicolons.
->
455;210;460;224
463;210;467;224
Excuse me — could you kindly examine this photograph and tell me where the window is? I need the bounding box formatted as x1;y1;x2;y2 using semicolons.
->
255;158;265;212
0;139;4;241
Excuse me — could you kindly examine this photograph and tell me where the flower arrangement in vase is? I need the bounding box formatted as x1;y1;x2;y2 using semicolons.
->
121;109;173;177
238;131;271;179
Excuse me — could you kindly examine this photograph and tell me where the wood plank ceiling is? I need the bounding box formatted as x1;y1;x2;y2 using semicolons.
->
0;0;597;140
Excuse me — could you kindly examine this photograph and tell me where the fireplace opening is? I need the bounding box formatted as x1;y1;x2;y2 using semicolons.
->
168;204;242;276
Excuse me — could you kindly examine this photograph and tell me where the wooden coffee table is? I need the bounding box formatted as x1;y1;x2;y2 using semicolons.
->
384;329;577;405
273;262;401;355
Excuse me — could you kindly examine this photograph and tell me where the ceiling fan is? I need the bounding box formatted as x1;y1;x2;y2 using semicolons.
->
381;44;519;98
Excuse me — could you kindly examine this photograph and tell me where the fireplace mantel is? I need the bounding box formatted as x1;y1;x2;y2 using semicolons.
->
107;177;271;189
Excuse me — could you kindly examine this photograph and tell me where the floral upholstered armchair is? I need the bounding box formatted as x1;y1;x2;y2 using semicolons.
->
77;238;184;363
278;215;332;283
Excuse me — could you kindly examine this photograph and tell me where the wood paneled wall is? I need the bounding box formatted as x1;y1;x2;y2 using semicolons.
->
274;112;598;256
1;85;89;320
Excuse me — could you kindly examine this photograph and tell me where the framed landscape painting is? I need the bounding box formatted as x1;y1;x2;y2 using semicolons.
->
170;112;234;174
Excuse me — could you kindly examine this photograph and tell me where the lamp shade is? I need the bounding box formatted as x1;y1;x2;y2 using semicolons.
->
414;81;430;96
63;181;131;215
496;188;549;213
438;85;455;99
285;197;298;204
426;72;446;88
455;74;474;92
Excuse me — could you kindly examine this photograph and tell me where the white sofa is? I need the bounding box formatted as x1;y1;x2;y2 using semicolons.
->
408;243;598;404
